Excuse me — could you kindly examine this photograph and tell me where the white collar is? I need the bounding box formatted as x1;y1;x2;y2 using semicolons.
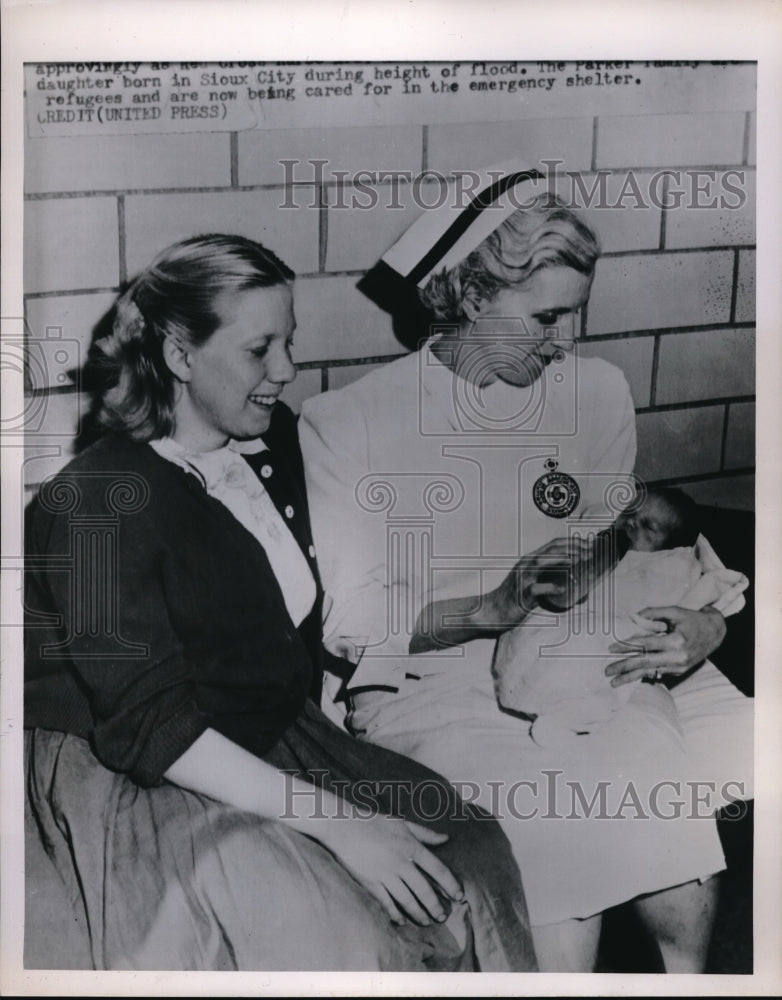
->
420;340;566;434
151;435;268;460
150;437;267;491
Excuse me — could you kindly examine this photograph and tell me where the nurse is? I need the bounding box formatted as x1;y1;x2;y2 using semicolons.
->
299;165;753;971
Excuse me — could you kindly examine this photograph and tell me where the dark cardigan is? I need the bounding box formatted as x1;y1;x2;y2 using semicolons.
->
24;403;327;787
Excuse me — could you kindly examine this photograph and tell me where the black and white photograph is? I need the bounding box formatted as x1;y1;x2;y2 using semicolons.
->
2;1;781;995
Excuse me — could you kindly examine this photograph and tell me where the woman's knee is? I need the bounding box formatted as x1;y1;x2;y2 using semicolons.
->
191;817;423;969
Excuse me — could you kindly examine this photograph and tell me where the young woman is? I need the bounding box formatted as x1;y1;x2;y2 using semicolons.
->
24;234;535;972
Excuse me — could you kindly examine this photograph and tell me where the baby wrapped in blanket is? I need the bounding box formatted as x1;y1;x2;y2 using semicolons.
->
492;488;748;750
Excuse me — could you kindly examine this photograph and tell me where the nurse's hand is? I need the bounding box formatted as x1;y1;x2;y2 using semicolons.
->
494;535;595;624
411;536;592;653
605;605;727;686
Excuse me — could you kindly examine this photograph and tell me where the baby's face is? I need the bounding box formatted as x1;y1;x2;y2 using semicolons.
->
616;495;681;552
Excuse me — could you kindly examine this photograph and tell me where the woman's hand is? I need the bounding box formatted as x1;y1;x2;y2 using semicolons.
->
166;730;461;928
605;605;727;686
317;814;463;926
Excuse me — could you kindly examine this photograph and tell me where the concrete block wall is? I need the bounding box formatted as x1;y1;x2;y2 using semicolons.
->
23;104;755;511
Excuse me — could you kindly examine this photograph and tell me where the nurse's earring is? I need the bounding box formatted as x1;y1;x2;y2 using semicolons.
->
461;291;485;325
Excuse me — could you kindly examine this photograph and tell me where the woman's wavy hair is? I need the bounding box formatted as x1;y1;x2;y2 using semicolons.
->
419;192;601;322
86;234;294;442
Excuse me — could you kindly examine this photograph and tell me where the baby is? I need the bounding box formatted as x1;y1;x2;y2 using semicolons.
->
492;488;748;750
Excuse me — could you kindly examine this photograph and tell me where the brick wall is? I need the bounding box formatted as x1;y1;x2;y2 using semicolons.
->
24;106;755;510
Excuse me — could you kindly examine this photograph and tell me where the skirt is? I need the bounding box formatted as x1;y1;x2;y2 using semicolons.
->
349;655;753;926
24;699;536;972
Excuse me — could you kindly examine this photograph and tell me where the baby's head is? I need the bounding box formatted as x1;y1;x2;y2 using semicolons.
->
615;487;699;552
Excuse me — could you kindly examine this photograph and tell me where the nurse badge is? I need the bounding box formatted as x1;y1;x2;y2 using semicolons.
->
532;459;580;518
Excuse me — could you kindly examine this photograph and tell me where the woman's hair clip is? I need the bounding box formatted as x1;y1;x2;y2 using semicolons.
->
114;293;146;339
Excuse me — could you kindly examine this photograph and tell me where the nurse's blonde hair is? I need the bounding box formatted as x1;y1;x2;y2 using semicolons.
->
419;193;600;322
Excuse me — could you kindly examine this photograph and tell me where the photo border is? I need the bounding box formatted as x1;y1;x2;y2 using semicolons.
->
2;1;781;995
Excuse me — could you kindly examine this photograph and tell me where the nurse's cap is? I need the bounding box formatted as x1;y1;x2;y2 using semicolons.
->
358;161;546;315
